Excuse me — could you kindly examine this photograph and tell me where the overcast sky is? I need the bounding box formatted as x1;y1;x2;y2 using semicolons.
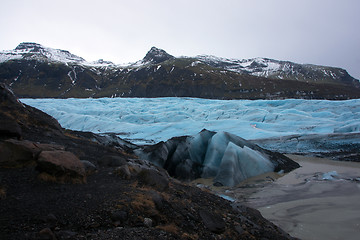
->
1;0;359;79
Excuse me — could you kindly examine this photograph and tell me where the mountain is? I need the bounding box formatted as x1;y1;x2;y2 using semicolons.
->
197;55;358;86
141;46;175;64
0;42;359;99
1;42;86;63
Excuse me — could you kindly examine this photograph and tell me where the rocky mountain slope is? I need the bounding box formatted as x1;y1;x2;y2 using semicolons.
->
0;83;298;239
0;42;359;99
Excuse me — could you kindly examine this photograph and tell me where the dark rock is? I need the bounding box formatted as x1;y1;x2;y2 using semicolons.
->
140;141;169;167
96;133;138;151
143;217;153;228
235;225;244;235
137;168;169;191
0;83;63;141
88;222;100;228
56;230;77;239
143;47;174;64
0;185;6;199
99;155;127;167
199;209;226;234
0;113;22;139
38;228;56;240
213;182;223;187
0;139;41;167
81;160;97;175
36;150;86;183
114;165;131;180
110;210;128;223
36;143;65;152
0;82;21;105
150;191;165;210
44;213;57;223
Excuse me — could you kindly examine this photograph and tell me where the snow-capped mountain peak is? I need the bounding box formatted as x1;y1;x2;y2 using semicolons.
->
142;46;174;64
0;42;359;99
0;42;85;64
15;42;43;51
195;54;355;84
196;55;282;74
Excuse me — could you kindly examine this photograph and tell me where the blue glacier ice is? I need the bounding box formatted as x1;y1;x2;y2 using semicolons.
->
137;129;299;187
21;97;360;185
21;97;360;153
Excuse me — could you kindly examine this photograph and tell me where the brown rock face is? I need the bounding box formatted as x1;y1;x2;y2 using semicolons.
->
0;139;40;167
0;139;66;168
0;114;22;139
137;168;170;191
36;150;86;183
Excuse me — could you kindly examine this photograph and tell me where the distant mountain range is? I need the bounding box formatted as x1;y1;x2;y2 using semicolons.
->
0;42;359;99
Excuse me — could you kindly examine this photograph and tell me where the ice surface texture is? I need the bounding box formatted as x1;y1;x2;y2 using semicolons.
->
22;97;360;147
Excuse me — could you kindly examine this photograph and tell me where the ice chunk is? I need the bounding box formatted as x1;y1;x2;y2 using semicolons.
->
213;143;274;186
217;194;235;202
188;131;276;186
137;129;298;186
334;123;360;133
188;129;215;164
202;132;232;177
322;171;339;180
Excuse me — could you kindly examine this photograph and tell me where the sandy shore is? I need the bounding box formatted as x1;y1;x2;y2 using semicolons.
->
246;155;360;240
191;154;360;239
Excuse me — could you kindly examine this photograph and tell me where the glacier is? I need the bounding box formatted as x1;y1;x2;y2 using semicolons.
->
21;97;360;146
21;97;360;185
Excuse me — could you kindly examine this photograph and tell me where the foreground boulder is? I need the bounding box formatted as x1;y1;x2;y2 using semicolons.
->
138;129;300;186
36;150;86;183
0;139;40;167
0;139;66;168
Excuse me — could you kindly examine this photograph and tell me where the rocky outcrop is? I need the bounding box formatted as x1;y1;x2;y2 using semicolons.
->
199;209;226;234
37;150;86;183
0;138;86;183
0;83;63;140
137;167;170;191
142;46;174;64
0;139;66;167
0;139;41;167
0;84;87;182
138;129;300;187
0;114;22;139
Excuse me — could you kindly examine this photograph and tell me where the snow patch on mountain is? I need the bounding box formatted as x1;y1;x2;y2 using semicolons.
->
0;42;121;69
195;55;356;83
1;43;358;85
1;42;86;63
197;55;284;75
130;46;174;67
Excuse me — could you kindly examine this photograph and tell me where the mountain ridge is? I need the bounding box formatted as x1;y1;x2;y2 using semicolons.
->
0;42;359;99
